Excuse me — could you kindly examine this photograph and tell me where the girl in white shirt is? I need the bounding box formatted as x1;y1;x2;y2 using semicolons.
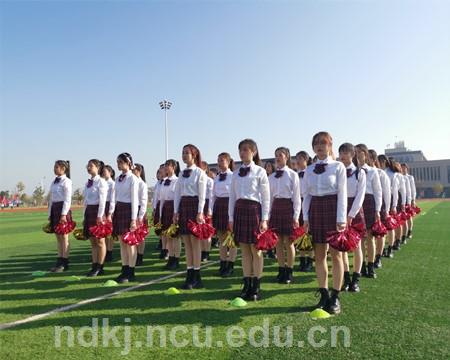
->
303;132;347;315
369;150;391;270
107;152;139;284
153;167;165;257
392;159;406;250
269;147;301;285
83;159;108;277
48;160;73;273
160;159;180;270
174;144;208;290
339;143;366;293
229;139;270;301
402;163;416;239
102;165;116;262
401;163;412;244
379;155;400;257
211;152;236;277
354;144;382;279
295;150;314;272
200;161;214;262
133;164;148;267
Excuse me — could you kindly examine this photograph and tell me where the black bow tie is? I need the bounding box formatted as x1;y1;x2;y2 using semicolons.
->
182;169;192;178
219;173;227;182
298;171;305;179
313;163;327;174
54;177;61;184
275;170;284;178
362;167;368;174
118;174;126;182
238;167;251;177
164;179;171;186
87;179;94;188
346;168;353;178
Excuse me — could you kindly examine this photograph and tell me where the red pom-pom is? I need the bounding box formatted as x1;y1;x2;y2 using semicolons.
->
371;220;387;238
89;221;113;239
350;222;366;238
54;220;77;235
413;205;421;215
254;229;278;251
383;215;398;230
187;220;216;240
289;226;305;242
327;228;361;252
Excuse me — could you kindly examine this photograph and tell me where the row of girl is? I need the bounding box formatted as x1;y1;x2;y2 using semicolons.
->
47;132;417;315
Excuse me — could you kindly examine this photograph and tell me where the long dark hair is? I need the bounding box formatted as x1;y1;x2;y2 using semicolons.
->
275;147;292;168
88;159;104;176
312;131;335;159
183;144;202;167
117;152;134;169
238;139;261;166
134;163;146;183
165;159;180;177
354;144;369;167
102;164;115;181
218;152;234;171
296;151;313;166
55;160;70;179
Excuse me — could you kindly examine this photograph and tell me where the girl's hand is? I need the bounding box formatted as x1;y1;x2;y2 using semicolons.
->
228;222;233;232
347;216;353;226
303;220;309;234
293;219;299;229
60;215;67;223
173;213;179;224
130;220;137;231
391;208;397;215
196;212;204;224
96;217;103;225
259;220;268;233
375;211;381;222
136;219;142;227
336;223;346;232
106;214;112;222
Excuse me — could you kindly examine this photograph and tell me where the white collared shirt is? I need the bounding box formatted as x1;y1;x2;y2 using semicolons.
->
206;176;214;213
403;174;412;204
48;174;72;217
385;168;399;211
105;178;115;203
362;164;382;212
407;174;416;200
174;164;207;214
83;174;108;218
229;161;270;221
210;169;233;211
109;170;139;220
153;180;163;209
398;173;407;206
159;175;178;217
269;166;301;220
137;178;148;220
345;163;366;219
302;156;347;224
378;168;391;212
297;169;307;198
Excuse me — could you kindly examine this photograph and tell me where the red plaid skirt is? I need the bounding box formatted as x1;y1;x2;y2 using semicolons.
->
179;196;199;235
83;204;99;238
105;201;110;217
153;201;161;225
380;200;387;222
112;202;132;236
397;192;402;212
161;200;175;230
309;194;337;244
348;197;366;230
363;194;376;229
50;201;73;231
269;198;294;236
212;197;229;232
233;199;261;245
203;199;210;216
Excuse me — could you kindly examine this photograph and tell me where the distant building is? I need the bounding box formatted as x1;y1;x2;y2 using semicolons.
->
386;142;449;198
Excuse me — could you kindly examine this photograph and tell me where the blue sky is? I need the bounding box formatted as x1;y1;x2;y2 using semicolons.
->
1;0;449;194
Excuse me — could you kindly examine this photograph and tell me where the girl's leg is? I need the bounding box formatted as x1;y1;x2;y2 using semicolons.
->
240;244;252;277
97;238;106;265
284;236;295;268
314;243;328;289
90;238;98;264
191;237;202;269
183;235;193;268
228;247;237;262
250;244;264;278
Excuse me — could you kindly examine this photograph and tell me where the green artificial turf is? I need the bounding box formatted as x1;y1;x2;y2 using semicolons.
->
0;201;449;359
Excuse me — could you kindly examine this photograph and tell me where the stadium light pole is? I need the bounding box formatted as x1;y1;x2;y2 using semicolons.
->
159;100;172;160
